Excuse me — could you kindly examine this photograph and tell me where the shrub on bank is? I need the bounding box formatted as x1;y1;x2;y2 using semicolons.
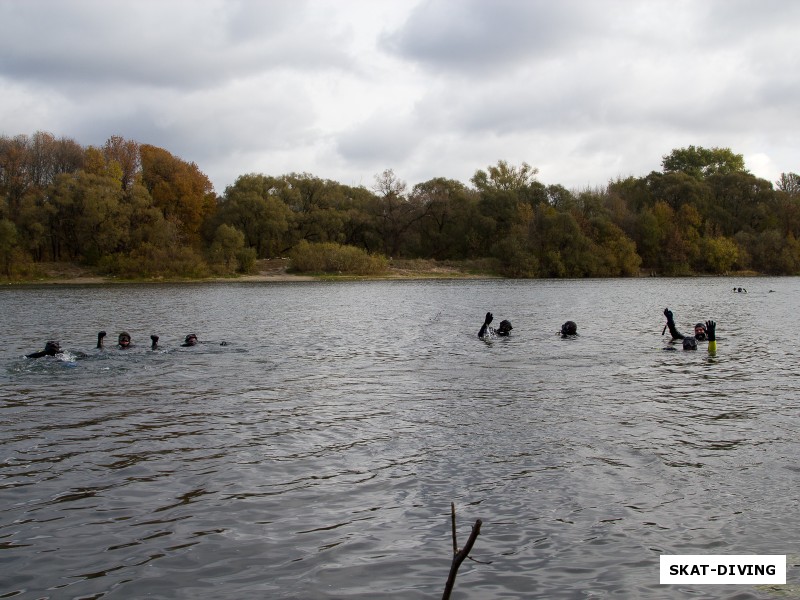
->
98;244;210;279
289;241;388;275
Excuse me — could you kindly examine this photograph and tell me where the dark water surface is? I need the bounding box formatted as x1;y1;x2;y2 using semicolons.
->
1;278;798;599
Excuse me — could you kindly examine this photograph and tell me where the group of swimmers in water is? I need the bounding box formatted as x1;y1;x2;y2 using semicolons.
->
477;312;576;339
26;300;726;359
25;331;215;359
477;308;717;353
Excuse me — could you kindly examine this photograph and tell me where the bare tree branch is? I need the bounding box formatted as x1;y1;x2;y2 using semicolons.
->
442;503;482;600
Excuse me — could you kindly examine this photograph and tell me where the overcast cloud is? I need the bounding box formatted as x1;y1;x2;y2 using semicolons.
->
1;0;797;193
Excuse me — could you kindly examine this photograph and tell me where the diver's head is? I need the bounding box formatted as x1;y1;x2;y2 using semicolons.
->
682;336;698;351
498;320;513;334
184;334;198;346
693;323;707;341
561;321;577;336
44;341;62;356
118;332;131;348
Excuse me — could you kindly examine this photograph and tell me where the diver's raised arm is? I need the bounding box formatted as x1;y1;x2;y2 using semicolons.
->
478;312;493;338
663;308;684;340
97;331;106;349
150;335;159;350
705;320;717;354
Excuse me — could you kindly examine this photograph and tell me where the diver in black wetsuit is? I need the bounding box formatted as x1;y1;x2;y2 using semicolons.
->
118;332;132;349
663;308;717;352
664;308;707;342
96;331;159;350
560;321;578;337
181;333;229;347
26;341;62;358
478;312;512;338
96;331;132;349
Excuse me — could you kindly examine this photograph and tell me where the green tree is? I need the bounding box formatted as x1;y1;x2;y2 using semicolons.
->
745;230;800;274
472;161;540;240
585;217;642;276
662;145;747;179
492;203;538;277
46;172;128;264
706;172;774;236
216;174;292;258
644;171;712;220
701;236;739;274
208;223;255;273
372;169;428;257
471;160;538;192
531;205;594;277
776;173;800;196
282;173;348;246
410;177;479;259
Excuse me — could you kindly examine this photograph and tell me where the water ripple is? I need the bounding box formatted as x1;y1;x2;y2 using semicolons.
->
1;279;798;598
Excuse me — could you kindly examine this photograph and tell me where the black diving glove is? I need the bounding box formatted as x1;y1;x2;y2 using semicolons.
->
663;308;675;324
485;312;493;326
705;320;716;342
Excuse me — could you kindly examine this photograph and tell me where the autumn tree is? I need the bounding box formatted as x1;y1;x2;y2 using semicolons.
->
139;144;216;245
0;218;18;276
103;135;141;191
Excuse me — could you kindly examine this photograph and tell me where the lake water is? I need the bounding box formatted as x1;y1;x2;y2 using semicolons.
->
1;277;798;599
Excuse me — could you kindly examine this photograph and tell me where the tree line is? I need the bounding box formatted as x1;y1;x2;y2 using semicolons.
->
1;131;799;279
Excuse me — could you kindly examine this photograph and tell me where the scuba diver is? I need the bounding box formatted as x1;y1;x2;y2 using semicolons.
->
733;287;747;293
26;341;62;359
663;308;717;352
560;321;578;337
664;308;707;341
478;312;512;339
96;331;132;349
117;332;132;349
181;334;228;346
96;331;159;350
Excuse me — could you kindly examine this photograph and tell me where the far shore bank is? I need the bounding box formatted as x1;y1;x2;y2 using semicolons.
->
0;259;766;286
1;258;504;286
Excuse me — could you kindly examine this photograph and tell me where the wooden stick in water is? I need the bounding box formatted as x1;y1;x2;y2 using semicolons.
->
443;503;482;600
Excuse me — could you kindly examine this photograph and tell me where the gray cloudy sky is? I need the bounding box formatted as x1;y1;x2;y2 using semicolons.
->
1;0;797;193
